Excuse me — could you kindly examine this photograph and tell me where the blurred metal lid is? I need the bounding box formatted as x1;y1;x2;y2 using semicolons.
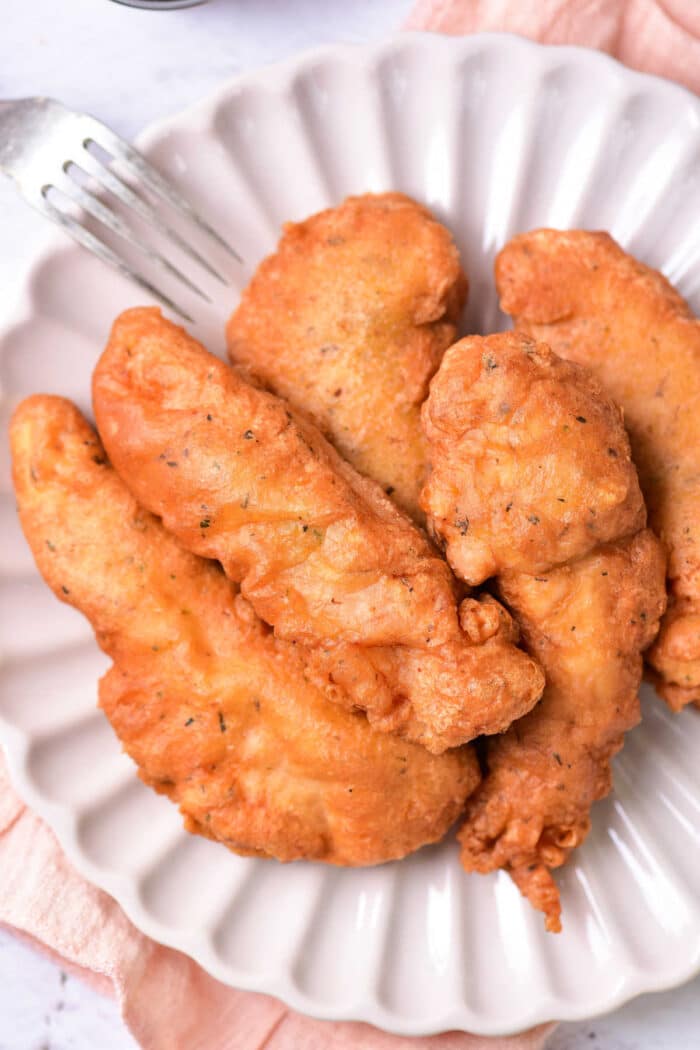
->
108;0;209;9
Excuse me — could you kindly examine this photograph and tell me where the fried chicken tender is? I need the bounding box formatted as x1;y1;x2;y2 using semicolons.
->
421;334;667;930
92;308;544;754
497;229;700;710
11;395;479;865
463;531;666;932
226;192;468;522
421;332;645;584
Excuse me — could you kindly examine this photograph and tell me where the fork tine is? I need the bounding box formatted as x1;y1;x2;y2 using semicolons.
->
80;115;243;263
77;147;232;285
54;173;212;304
24;186;195;324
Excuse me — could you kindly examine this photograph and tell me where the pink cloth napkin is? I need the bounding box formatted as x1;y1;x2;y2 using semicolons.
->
406;0;700;95
5;3;700;1048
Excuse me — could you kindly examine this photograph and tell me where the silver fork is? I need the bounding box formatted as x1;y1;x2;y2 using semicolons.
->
0;97;241;322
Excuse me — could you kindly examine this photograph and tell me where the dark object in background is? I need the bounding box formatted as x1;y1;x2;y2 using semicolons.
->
108;0;208;9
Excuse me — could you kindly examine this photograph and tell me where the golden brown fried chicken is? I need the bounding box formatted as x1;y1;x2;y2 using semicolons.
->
462;532;665;932
11;395;479;865
421;332;645;584
226;192;468;522
92;308;544;754
421;334;667;930
497;229;700;710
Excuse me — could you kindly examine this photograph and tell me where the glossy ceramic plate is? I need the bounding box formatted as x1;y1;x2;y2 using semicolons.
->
1;32;700;1037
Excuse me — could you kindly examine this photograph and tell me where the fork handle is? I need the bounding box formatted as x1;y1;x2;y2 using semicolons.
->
0;98;39;115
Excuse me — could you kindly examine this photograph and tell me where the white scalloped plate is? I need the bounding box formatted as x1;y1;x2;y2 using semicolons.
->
2;33;700;1037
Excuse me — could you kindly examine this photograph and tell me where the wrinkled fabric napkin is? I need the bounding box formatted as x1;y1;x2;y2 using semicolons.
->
4;2;700;1047
407;0;700;95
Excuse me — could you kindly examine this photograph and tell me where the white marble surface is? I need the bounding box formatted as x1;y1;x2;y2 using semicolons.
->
0;1;698;1047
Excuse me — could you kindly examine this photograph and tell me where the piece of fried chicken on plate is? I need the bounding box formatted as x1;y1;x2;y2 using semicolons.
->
497;228;700;710
421;332;667;930
11;395;479;865
227;192;468;523
92;309;544;754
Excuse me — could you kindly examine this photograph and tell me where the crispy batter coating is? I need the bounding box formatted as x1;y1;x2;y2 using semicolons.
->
497;229;700;710
92;308;544;754
226;192;468;522
461;531;666;932
421;332;645;583
421;334;667;930
11;395;479;865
